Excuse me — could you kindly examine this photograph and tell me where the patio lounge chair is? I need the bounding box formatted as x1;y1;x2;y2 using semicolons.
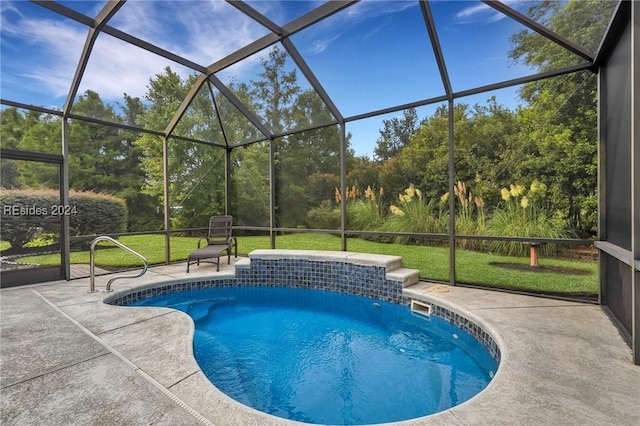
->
186;215;237;272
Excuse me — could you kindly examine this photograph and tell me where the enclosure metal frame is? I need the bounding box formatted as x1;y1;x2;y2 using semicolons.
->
632;0;639;366
0;149;67;281
1;0;637;361
593;0;638;365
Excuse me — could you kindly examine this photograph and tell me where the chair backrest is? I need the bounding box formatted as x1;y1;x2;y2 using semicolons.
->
207;215;233;245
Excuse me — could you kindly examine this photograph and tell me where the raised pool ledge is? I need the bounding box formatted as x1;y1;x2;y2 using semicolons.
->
236;249;417;305
106;250;419;307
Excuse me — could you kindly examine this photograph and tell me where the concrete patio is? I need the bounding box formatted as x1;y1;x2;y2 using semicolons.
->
1;259;639;426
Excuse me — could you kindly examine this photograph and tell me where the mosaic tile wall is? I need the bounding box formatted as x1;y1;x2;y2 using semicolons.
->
235;258;407;305
106;257;500;364
107;259;405;305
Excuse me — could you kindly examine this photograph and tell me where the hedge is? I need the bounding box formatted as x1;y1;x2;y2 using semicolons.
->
0;189;128;249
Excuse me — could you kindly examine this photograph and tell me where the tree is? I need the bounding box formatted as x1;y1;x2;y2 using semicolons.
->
0;159;20;189
250;46;299;134
382;104;451;203
507;0;612;236
453;98;519;207
120;93;146;127
246;46;346;227
0;107;28;150
136;68;226;230
12;111;61;188
347;156;382;193
230;142;270;227
66;91;159;231
1;108;61;189
374;108;419;162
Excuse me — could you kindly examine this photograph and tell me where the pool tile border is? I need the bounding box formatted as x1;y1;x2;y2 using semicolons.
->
430;304;501;363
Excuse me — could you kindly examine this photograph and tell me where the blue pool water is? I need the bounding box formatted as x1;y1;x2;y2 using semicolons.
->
130;287;497;425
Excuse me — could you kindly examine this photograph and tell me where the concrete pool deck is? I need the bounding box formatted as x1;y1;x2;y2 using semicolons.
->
1;258;639;426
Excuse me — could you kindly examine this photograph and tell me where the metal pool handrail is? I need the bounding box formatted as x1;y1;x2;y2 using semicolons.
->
89;236;148;293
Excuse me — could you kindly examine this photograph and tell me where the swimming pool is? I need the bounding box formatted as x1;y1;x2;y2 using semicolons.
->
105;250;501;424
129;286;497;425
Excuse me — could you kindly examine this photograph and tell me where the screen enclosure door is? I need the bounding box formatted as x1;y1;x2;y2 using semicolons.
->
0;150;65;287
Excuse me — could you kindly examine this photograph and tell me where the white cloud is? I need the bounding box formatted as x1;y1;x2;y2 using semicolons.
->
5;16;87;98
108;0;270;67
79;33;194;100
2;0;274;104
455;0;526;25
300;0;417;55
311;33;342;54
344;0;416;20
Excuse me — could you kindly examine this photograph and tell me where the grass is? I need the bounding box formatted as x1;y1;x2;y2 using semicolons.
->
11;232;597;297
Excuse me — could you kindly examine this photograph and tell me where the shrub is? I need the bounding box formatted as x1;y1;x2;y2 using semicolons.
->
306;200;340;229
345;185;388;242
451;180;487;251
318;185;390;242
487;180;569;256
385;184;445;244
68;191;128;236
331;185;382;230
0;189;127;250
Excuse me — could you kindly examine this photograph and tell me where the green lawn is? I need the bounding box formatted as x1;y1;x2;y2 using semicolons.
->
12;232;597;297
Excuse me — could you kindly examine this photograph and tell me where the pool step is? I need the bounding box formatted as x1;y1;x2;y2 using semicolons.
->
386;267;420;287
234;257;251;269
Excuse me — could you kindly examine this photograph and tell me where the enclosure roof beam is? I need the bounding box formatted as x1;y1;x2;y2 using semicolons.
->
209;1;358;74
229;137;269;150
30;0;94;26
344;61;592;124
0;99;63;117
593;0;631;68
93;0;125;29
168;134;227;149
61;0;126;118
481;0;594;63
420;0;453;100
66;113;165;136
346;95;449;123
100;26;207;73
281;38;344;122
452;62;594;99
207;74;273;139
164;75;209;138
206;81;232;148
271;118;341;140
227;0;283;36
229;1;344;121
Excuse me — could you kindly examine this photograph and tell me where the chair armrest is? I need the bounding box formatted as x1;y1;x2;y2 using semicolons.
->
228;237;238;258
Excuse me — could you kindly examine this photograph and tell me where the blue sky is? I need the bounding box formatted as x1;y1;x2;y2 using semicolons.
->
1;0;585;156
